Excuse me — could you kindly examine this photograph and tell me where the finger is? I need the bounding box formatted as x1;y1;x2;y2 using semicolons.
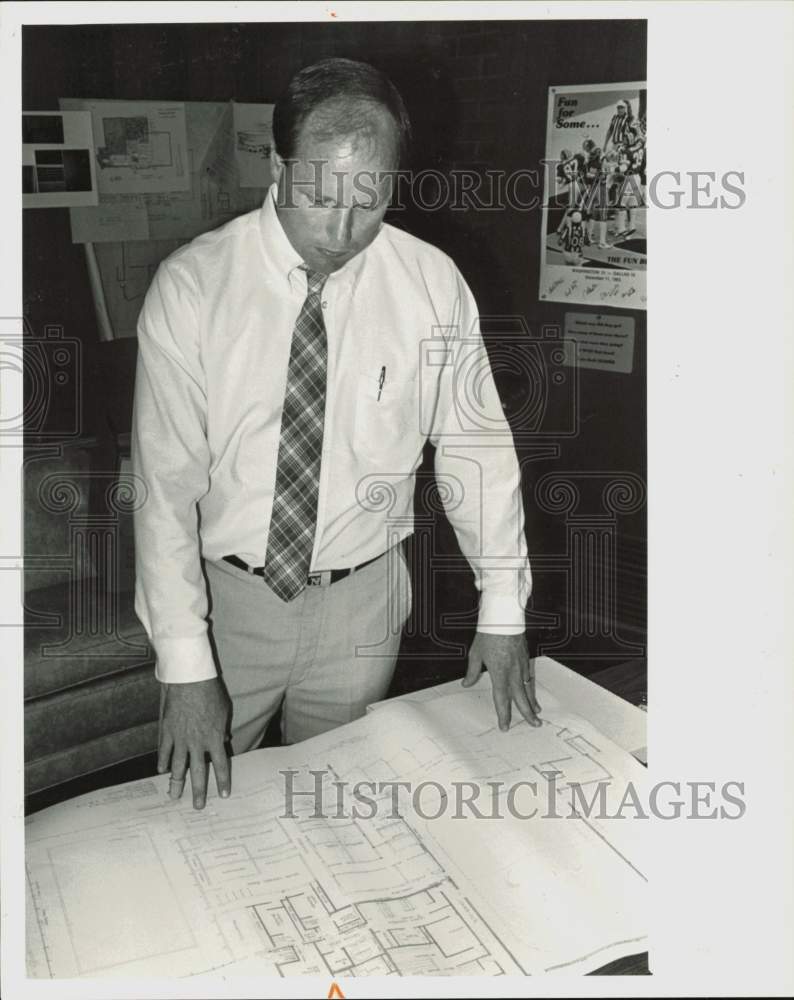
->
169;745;188;800
462;647;483;688
491;674;512;732
210;740;231;800
512;676;542;728
157;728;174;775
529;663;542;715
189;748;208;810
522;664;542;716
528;677;542;716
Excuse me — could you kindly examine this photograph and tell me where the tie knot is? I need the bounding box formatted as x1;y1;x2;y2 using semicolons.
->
303;268;327;297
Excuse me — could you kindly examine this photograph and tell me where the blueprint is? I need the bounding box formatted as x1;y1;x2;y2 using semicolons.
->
64;100;272;245
234;101;275;188
26;675;647;979
22;110;99;209
59;100;190;195
91;238;183;340
62;100;274;338
69;195;150;243
143;101;270;242
371;655;648;763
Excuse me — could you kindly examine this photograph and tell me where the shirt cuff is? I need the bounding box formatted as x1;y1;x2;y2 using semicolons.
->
476;591;527;635
153;635;218;684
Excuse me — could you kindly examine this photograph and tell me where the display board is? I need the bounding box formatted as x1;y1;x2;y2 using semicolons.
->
60;99;274;339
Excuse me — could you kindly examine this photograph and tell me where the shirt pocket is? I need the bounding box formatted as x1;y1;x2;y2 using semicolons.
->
353;364;422;469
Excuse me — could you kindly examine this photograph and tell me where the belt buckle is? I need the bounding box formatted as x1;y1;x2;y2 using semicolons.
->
307;571;331;588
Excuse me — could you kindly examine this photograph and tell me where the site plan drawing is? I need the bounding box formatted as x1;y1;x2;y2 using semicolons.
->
59;100;190;195
62;99;274;338
26;670;647;979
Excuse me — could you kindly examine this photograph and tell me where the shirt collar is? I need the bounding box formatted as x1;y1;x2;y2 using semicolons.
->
258;183;373;297
259;184;303;289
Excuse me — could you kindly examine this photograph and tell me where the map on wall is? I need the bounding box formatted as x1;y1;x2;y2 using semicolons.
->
61;99;274;339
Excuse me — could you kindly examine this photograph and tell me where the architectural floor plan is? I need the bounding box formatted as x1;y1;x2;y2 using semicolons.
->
26;668;647;979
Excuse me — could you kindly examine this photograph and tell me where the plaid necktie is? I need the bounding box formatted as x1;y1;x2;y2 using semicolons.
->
263;267;328;601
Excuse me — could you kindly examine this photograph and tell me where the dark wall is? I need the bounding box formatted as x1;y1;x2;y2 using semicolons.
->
23;19;647;671
23;19;646;335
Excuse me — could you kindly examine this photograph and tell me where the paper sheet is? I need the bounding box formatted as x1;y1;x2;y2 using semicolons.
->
62;100;274;337
233;101;275;188
534;656;647;763
144;101;265;242
26;677;647;980
374;656;647;762
90;239;183;340
69;196;150;243
65;100;274;246
22;110;98;208
60;99;190;195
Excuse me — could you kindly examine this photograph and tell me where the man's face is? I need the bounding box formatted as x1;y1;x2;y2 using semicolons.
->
271;106;397;275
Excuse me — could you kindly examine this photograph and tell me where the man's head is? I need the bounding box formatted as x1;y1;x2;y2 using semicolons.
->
271;58;411;274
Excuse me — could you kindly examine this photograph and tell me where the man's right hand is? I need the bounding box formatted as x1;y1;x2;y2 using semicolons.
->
157;677;232;809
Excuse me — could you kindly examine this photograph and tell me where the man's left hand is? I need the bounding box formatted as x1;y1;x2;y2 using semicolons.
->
463;633;542;732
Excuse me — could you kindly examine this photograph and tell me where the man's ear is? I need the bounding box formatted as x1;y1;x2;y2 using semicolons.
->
270;147;284;184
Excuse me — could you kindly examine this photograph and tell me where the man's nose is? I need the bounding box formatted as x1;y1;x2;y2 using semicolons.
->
326;207;354;248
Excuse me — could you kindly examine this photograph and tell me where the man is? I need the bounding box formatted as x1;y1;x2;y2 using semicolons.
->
604;99;635;154
132;58;539;811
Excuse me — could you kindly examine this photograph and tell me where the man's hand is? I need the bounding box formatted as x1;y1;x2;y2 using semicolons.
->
463;633;542;732
157;677;232;809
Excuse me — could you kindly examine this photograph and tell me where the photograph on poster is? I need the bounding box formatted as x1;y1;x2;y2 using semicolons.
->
21;110;98;208
540;82;647;310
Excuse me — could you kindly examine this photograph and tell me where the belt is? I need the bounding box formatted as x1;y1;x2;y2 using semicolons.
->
222;551;384;588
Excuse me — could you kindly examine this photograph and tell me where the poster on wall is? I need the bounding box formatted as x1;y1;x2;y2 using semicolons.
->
58;99;191;196
22;111;98;208
539;82;647;311
62;99;274;338
233;102;275;188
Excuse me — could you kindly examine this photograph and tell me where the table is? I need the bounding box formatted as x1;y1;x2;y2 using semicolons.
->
586;656;649;975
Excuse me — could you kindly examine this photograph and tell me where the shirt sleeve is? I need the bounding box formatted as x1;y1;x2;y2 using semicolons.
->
428;265;532;635
131;258;217;683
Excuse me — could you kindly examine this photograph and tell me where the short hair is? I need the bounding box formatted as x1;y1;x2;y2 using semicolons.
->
273;58;412;167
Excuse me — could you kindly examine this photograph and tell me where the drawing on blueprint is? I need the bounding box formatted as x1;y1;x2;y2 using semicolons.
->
26;684;648;979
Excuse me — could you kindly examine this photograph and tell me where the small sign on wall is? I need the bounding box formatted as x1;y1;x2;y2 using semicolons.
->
563;312;635;373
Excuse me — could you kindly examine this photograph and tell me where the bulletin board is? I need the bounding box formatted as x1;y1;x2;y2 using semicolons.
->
59;99;274;339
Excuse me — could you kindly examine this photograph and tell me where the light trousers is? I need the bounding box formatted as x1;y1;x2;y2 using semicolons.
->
204;544;412;753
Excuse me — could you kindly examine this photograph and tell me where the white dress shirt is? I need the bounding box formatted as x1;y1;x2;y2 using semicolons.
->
132;185;532;683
